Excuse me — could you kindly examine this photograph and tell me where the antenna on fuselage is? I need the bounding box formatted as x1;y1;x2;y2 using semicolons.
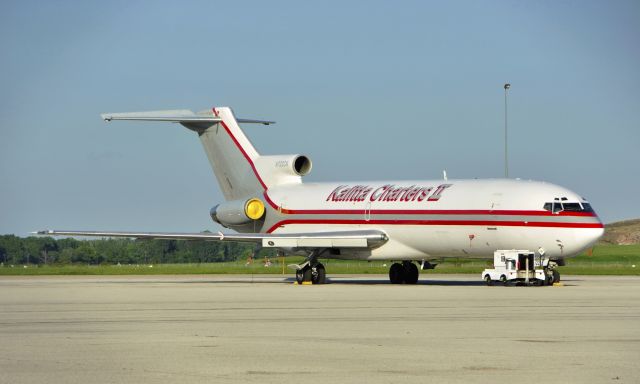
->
443;170;448;181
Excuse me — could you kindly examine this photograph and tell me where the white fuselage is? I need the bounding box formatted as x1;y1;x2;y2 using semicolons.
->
256;178;603;261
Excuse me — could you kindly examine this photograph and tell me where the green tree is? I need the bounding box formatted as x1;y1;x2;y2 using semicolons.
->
0;235;26;264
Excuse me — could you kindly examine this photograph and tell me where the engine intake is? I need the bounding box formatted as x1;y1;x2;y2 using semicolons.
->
292;155;312;176
254;154;312;186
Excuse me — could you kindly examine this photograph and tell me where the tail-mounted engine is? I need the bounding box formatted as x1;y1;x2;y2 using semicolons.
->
254;154;312;186
210;198;266;228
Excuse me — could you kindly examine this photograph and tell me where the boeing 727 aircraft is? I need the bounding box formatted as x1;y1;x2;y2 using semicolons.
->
38;107;604;284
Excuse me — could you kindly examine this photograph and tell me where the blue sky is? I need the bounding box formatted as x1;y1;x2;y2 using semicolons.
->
1;0;638;235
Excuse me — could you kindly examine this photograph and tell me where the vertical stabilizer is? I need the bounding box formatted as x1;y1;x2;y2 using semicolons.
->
196;107;265;200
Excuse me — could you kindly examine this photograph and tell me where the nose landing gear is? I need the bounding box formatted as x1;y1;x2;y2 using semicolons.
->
544;261;561;285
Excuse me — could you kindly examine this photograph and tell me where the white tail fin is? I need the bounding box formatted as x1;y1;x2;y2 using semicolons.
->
199;107;266;199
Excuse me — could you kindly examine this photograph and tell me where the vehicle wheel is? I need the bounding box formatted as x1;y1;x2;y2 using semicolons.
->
552;270;560;284
313;263;326;284
389;263;405;284
484;275;493;286
500;275;508;286
404;262;419;284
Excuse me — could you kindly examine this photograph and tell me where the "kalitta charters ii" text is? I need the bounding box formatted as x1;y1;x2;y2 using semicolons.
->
326;184;452;203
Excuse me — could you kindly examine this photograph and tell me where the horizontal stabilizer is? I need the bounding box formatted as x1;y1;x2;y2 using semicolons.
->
101;110;275;125
34;229;388;249
236;118;275;125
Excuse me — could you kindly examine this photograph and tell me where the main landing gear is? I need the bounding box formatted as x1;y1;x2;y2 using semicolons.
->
293;251;326;284
295;262;326;284
389;261;419;284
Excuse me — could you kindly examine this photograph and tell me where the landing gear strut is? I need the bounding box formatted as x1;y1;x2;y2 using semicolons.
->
388;261;419;284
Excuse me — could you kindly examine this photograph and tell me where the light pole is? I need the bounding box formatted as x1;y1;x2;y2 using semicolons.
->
504;83;510;178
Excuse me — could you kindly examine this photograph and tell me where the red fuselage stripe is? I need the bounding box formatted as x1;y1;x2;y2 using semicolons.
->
266;219;604;233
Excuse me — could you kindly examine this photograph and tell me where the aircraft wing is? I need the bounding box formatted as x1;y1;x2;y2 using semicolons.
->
34;229;388;249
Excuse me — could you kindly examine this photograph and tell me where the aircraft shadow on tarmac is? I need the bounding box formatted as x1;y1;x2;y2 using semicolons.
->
115;277;576;287
150;277;487;286
297;277;578;287
326;278;485;286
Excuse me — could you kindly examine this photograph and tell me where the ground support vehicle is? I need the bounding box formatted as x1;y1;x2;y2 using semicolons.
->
482;250;556;286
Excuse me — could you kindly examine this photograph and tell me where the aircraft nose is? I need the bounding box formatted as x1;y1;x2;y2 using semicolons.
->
592;226;605;243
581;226;605;249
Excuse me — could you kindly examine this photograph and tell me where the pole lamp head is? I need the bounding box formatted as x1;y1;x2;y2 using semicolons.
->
504;83;511;90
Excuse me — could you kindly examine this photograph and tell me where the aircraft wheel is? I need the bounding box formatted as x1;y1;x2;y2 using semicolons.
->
312;263;326;284
404;262;419;284
500;275;508;286
302;267;312;282
546;273;554;286
296;267;312;284
389;263;405;284
484;275;493;286
552;270;560;284
295;269;305;284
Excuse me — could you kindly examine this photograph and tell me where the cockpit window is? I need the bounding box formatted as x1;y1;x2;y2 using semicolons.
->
553;202;563;213
543;201;594;213
563;203;582;212
580;203;594;213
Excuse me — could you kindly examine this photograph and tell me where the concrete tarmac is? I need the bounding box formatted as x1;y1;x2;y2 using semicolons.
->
1;274;639;384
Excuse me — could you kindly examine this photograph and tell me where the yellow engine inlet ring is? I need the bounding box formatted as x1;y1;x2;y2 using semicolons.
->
245;198;265;220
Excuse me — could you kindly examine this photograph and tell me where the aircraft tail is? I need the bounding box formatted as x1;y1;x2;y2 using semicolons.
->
101;107;310;201
197;107;266;200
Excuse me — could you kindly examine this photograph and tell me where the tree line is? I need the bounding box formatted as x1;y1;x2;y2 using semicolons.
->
0;235;270;265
